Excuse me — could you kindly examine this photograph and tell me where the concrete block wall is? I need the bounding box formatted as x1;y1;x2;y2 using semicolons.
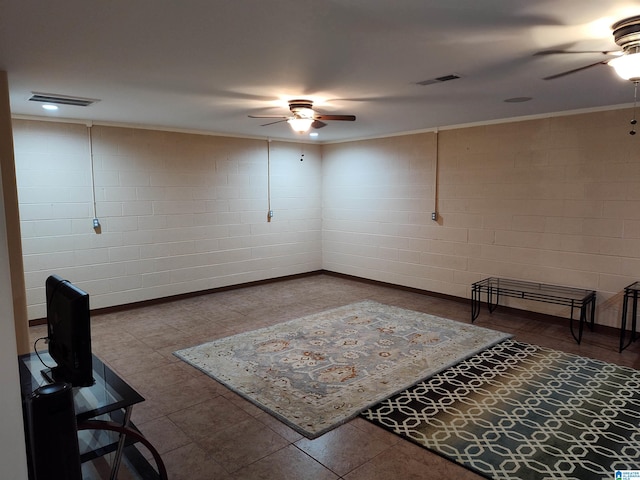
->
322;108;640;327
13;120;322;319
322;133;443;288
12;106;640;328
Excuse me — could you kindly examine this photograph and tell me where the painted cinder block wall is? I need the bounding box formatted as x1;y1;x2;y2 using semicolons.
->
12;106;640;328
323;108;640;327
13;120;322;319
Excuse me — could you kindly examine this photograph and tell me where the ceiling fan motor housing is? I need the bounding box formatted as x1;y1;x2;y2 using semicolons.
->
613;15;640;52
288;100;315;118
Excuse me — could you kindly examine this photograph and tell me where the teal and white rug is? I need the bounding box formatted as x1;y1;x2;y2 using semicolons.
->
363;339;640;479
174;300;510;438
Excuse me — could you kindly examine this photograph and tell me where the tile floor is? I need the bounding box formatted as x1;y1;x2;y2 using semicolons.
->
28;273;640;479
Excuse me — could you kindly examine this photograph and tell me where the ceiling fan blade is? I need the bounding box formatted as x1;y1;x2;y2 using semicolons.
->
314;114;356;121
534;50;620;56
543;60;609;80
248;115;288;119
259;119;289;127
311;120;327;129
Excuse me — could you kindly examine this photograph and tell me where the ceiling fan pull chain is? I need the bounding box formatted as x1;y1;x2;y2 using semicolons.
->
631;81;638;136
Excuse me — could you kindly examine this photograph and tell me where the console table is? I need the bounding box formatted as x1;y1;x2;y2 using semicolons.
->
471;277;597;344
19;351;164;479
619;281;640;352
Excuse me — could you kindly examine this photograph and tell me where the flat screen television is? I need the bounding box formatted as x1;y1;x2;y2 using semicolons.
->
44;274;94;387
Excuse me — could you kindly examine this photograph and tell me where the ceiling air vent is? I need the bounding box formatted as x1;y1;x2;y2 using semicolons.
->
416;74;461;86
29;92;99;107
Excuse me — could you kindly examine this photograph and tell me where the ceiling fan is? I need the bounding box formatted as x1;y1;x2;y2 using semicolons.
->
249;99;356;134
539;15;640;81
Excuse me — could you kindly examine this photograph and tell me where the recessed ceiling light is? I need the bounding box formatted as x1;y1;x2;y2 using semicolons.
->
42;104;59;111
309;132;319;137
504;97;533;103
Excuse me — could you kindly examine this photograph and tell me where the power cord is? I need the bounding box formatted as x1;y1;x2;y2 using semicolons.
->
33;336;55;369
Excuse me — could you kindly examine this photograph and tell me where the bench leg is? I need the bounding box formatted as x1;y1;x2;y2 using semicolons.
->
620;291;630;352
569;300;582;344
578;304;587;344
621;291;639;353
471;286;480;322
487;286;499;313
632;292;638;344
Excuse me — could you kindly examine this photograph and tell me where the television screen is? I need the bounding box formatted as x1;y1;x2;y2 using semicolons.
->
45;275;94;387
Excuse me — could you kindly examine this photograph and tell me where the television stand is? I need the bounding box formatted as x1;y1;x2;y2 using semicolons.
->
20;351;163;479
40;368;55;384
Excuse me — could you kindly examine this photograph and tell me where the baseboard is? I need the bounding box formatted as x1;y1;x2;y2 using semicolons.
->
29;270;621;337
29;270;324;326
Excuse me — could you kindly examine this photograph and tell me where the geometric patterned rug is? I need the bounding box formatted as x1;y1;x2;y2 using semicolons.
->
362;339;640;480
174;300;511;438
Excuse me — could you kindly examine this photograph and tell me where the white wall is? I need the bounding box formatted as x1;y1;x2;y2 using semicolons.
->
0;162;29;479
322;133;441;287
13;107;640;329
13;121;322;319
323;109;640;327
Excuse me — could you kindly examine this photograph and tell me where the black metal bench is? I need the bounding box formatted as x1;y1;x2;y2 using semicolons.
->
471;277;597;344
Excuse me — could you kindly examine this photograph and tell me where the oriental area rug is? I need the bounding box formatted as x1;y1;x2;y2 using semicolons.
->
174;300;510;438
362;339;640;480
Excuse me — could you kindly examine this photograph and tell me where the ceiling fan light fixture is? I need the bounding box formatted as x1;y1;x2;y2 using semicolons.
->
287;116;314;133
609;49;640;81
296;107;315;119
610;17;640;81
609;47;640;82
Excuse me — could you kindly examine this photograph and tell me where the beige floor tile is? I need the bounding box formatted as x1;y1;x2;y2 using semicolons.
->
137;415;191;455
222;390;267;417
168;396;252;442
162;442;232;480
254;411;304;443
129;397;166;425
294;421;398;476
29;273;640;479
107;350;173;377
343;441;484;479
232;444;339;480
124;362;200;397
198;416;290;473
143;375;227;416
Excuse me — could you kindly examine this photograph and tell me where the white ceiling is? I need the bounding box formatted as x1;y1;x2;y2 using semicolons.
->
1;1;639;143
